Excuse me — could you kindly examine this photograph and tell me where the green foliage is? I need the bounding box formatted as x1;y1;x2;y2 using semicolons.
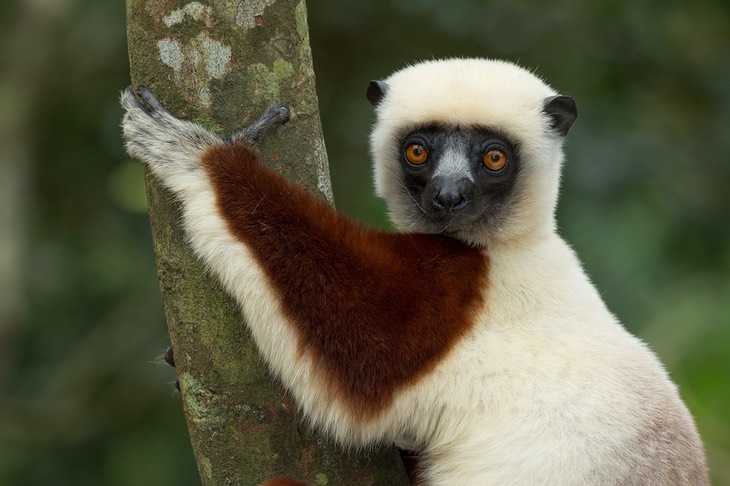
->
1;0;728;484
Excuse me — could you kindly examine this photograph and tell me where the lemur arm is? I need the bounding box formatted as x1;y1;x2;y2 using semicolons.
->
121;86;487;426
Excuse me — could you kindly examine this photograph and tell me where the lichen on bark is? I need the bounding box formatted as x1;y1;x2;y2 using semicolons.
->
125;0;407;484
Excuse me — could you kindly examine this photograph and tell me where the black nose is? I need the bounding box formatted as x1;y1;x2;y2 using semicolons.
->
431;178;472;213
433;189;466;212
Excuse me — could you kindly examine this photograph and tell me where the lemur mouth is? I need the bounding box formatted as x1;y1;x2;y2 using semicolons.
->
422;209;479;236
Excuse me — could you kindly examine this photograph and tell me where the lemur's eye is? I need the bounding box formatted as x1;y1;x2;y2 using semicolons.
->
405;144;429;165
483;149;507;172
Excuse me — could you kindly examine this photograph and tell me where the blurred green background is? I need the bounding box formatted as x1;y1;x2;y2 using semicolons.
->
1;0;728;484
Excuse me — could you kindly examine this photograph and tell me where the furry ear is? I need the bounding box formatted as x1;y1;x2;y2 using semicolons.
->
544;95;577;136
366;80;389;106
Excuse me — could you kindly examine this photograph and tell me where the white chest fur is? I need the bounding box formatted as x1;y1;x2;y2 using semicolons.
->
390;235;706;484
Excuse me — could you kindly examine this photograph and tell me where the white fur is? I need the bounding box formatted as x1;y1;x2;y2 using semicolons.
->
371;58;563;245
122;58;707;485
392;237;706;484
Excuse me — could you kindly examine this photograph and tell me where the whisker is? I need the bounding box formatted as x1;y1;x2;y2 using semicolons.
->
399;180;429;218
441;215;457;232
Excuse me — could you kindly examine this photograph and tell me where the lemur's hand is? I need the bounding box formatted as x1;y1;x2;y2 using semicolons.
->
121;85;290;195
121;86;219;194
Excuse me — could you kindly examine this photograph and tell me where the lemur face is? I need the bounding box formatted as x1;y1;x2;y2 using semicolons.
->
396;124;520;239
367;59;577;246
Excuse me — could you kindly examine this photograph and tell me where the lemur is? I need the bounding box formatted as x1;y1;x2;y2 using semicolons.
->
122;58;708;485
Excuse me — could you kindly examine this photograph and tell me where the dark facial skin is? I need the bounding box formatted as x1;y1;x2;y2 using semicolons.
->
397;124;521;236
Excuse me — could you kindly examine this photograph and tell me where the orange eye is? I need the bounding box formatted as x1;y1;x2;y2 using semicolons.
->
405;144;428;165
483;149;507;171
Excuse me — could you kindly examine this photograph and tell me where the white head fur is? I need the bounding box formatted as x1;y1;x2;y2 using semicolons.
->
369;58;572;246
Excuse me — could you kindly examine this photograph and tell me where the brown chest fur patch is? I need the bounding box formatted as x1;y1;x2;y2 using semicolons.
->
203;144;489;418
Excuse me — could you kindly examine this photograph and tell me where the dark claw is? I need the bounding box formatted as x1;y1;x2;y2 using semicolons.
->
164;346;179;391
136;85;161;110
267;104;291;125
164;346;175;368
123;85;154;115
134;85;172;116
123;85;143;110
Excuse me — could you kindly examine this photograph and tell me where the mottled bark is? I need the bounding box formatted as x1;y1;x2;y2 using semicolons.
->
125;1;408;484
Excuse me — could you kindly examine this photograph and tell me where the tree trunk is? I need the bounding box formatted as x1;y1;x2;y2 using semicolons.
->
125;1;408;485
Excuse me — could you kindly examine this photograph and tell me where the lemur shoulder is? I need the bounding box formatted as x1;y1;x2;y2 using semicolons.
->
122;58;708;485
